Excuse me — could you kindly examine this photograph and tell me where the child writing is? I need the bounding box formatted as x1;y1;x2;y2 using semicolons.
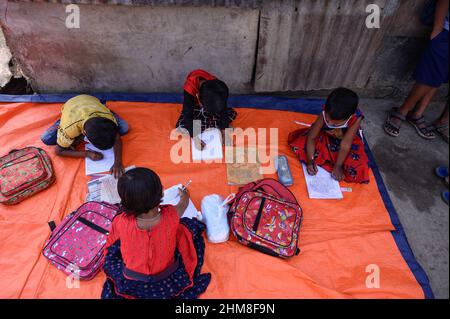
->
288;87;369;183
40;94;129;178
176;69;237;150
101;167;211;299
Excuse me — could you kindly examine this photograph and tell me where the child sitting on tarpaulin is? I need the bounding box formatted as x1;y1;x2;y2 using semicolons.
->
288;87;369;183
101;167;211;299
40;94;129;178
176;69;237;150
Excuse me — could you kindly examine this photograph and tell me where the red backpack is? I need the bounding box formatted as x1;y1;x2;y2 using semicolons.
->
43;201;120;280
0;147;55;205
228;179;303;258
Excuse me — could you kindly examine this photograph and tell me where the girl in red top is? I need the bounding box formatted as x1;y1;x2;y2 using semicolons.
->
176;69;237;150
101;168;211;299
288;88;369;183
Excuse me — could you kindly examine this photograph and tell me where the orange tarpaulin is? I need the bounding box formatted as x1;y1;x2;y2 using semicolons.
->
0;100;431;298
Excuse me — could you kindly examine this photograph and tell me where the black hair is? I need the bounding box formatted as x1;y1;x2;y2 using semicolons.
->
199;79;229;114
324;87;359;121
117;167;163;216
84;117;119;150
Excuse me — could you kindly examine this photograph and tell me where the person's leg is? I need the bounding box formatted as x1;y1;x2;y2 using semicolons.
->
40;119;61;145
425;99;449;142
112;112;129;136
436;100;450;126
410;87;438;119
400;83;434;113
387;29;447;136
384;83;434;136
434;99;449;134
404;87;438;139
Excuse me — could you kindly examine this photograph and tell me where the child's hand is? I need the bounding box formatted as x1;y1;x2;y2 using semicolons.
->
306;162;318;176
175;187;190;217
110;161;124;179
86;150;104;161
331;165;344;182
178;187;190;205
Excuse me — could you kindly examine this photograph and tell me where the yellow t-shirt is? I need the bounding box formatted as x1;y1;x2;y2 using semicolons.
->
56;95;117;148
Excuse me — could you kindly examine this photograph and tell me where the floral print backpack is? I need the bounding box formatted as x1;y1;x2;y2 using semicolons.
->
43;201;120;280
228;179;303;258
0;147;55;205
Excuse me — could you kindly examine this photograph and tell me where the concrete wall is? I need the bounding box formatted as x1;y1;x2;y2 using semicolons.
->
0;28;12;87
0;0;447;96
0;1;259;93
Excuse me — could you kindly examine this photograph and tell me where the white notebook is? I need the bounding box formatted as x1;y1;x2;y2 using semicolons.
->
86;166;135;203
85;143;115;176
302;164;343;199
191;129;223;161
161;184;200;219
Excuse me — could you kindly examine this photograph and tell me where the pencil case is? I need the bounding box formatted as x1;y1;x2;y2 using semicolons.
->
276;155;293;186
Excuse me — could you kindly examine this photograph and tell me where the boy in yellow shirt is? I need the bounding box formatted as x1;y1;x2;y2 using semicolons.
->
41;95;129;178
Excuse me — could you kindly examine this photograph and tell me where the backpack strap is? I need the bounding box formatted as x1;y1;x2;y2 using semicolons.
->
76;217;110;235
48;221;56;231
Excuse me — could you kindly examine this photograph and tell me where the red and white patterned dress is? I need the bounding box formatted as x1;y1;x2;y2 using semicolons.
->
288;108;369;184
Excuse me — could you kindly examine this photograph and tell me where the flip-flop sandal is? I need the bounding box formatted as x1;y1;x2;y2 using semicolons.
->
406;115;436;140
434;123;449;144
383;107;405;137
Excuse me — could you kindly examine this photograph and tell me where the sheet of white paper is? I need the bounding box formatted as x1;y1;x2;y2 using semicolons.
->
161;184;199;219
98;166;136;204
99;175;121;204
85;144;115;176
191;129;223;161
86;179;103;202
302;164;343;199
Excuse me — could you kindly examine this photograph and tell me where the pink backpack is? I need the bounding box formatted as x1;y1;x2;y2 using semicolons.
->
0;147;55;205
43;201;120;280
228;179;303;258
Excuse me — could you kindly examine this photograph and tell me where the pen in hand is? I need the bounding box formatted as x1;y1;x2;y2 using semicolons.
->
176;179;192;203
181;179;192;192
294;121;312;127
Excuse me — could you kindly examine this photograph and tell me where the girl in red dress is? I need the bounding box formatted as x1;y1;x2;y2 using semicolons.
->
101;168;211;299
288;88;369;184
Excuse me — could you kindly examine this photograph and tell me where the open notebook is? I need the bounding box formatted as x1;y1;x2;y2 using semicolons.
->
191;129;223;161
86;166;135;203
85;143;115;176
302;163;343;199
161;184;200;219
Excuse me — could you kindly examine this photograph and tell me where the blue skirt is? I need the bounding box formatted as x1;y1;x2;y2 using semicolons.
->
101;218;211;299
413;30;449;88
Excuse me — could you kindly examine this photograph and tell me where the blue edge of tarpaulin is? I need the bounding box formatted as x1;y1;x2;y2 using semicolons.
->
0;92;435;299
